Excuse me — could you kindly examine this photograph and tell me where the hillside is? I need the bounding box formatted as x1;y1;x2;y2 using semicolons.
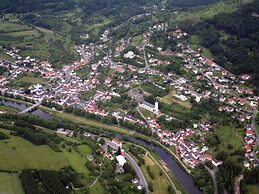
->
179;0;259;90
0;0;223;65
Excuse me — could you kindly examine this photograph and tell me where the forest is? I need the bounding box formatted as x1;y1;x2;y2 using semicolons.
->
20;167;80;194
180;0;259;90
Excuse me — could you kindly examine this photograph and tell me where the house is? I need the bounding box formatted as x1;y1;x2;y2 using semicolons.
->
246;130;255;136
87;155;94;161
140;101;159;113
204;153;213;161
112;138;122;147
116;155;126;167
245;144;252;152
132;178;139;185
212;158;223;167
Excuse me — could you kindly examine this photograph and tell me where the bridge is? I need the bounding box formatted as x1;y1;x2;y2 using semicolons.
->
19;100;43;114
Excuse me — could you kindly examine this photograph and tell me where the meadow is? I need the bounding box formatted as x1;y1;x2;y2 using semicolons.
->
0;172;24;194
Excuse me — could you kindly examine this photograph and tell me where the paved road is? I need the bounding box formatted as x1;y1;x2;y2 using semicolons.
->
205;165;218;194
233;174;244;194
106;141;149;194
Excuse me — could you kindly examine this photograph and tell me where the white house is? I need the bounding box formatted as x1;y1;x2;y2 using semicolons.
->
116;155;126;167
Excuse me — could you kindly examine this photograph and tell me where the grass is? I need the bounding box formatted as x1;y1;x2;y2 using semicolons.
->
189;35;213;59
0;50;16;62
246;184;259;194
213;126;243;153
141;155;171;194
77;144;92;156
11;74;46;88
0;128;69;171
46;109;132;135
17;76;45;84
162;90;192;109
132;35;142;46
139;107;156;119
0;105;19;113
89;180;105;194
0;172;24;194
61;147;89;175
0;21;32;32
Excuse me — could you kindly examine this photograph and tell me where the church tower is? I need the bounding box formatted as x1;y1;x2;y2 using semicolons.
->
155;101;159;112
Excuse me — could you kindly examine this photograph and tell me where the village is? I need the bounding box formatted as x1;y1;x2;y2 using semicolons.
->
0;22;258;172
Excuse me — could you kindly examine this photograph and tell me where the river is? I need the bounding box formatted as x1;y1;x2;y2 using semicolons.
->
0;99;53;120
1;98;202;194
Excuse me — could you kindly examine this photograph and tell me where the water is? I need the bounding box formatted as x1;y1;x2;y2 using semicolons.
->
0;99;53;120
130;137;203;194
1;99;202;194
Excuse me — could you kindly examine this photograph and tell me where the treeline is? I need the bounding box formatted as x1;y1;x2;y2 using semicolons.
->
0;66;8;76
20;167;81;194
0;131;9;140
0;120;62;151
217;159;243;194
0;0;74;13
180;1;259;90
241;167;259;193
192;165;214;194
0;91;35;103
168;0;219;8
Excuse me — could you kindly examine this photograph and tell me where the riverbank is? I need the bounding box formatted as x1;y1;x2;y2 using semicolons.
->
0;96;201;194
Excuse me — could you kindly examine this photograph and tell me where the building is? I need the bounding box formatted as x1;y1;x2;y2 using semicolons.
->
112;138;122;147
116;155;126;167
140;101;159;113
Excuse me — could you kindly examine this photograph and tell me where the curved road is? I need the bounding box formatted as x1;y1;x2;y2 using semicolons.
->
106;141;149;194
205;165;218;194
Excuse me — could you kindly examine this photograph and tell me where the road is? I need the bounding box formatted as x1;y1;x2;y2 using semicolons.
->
233;174;244;194
106;141;149;194
205;165;218;194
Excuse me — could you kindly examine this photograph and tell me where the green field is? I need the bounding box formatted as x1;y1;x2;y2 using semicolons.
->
61;147;89;175
77;144;92;156
11;75;46;88
213;126;243;153
132;35;142;46
141;155;170;194
139;107;156;119
247;184;259;194
0;128;69;171
0;105;19;113
89;180;105;194
0;127;95;191
0;172;24;194
0;21;32;32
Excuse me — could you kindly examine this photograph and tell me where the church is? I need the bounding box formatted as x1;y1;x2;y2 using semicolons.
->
140;101;159;113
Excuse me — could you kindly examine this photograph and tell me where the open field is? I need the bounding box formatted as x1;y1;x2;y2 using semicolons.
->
0;21;32;32
141;155;171;194
0;50;16;62
213;126;243;153
0;104;19;112
0;172;24;194
14;75;45;85
0;128;69;171
77;144;92;156
47;109;132;135
247;184;259;194
162;90;192;109
89;180;105;194
61;147;89;175
132;35;142;46
139;107;156;119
